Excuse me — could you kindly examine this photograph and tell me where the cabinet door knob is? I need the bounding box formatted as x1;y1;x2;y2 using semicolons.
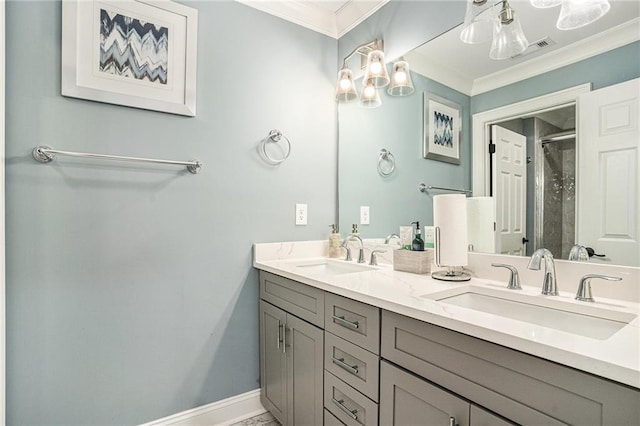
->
449;416;458;426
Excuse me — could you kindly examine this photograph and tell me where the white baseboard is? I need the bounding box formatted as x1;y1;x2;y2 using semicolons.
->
141;389;266;426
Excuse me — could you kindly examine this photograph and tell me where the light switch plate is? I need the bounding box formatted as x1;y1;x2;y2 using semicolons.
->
360;206;370;225
295;203;308;225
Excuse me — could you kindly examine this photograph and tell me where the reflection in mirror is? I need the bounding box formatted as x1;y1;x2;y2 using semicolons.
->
338;0;640;267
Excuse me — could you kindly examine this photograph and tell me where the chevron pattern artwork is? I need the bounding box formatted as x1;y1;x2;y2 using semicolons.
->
99;9;168;85
433;111;454;147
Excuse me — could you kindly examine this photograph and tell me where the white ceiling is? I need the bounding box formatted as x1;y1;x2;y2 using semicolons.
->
236;0;389;38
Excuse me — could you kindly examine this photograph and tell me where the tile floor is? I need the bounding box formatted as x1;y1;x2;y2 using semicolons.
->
230;411;280;426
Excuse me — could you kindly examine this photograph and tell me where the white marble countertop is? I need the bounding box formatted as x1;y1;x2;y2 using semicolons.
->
253;241;640;389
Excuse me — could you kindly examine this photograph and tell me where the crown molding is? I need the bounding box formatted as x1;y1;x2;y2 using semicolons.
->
335;0;389;39
235;0;389;39
471;17;640;96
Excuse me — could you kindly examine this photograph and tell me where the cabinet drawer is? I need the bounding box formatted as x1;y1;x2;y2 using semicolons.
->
324;408;346;426
260;271;324;328
325;293;380;354
381;310;640;425
324;371;378;426
325;332;379;402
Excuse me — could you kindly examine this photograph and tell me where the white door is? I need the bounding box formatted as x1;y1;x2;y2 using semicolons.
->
577;78;640;267
492;126;527;255
1;1;6;422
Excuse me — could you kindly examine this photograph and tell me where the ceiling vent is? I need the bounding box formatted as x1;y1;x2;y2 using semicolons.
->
511;37;557;59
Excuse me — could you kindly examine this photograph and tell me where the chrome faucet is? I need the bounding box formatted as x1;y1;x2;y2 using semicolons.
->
568;245;589;261
528;248;558;296
384;233;400;244
575;274;622;302
341;234;365;263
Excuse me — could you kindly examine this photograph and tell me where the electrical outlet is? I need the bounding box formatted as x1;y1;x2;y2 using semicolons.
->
295;203;308;225
360;206;370;225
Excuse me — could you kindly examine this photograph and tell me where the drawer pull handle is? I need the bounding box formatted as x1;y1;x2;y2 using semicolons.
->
332;397;358;420
332;314;360;329
332;357;359;375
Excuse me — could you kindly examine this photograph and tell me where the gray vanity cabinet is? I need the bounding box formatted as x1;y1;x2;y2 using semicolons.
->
381;310;640;425
259;271;324;426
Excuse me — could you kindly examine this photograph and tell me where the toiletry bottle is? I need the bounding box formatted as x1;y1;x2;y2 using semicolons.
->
351;223;359;236
411;221;424;251
424;226;435;249
328;224;341;258
399;225;413;250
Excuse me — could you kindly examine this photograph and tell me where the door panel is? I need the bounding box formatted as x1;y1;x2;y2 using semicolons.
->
380;361;470;426
286;314;323;426
492;126;527;255
259;301;287;424
578;78;639;266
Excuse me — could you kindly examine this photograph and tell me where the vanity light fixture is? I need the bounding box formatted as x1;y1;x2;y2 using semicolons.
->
335;39;389;105
363;46;390;88
530;0;562;8
335;67;358;102
359;78;382;108
489;0;529;60
387;58;415;96
460;0;495;44
556;0;611;30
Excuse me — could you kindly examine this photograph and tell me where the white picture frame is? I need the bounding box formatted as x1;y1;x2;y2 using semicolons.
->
423;92;462;165
62;0;198;116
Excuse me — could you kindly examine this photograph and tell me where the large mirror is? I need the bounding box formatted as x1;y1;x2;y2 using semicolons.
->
338;0;640;267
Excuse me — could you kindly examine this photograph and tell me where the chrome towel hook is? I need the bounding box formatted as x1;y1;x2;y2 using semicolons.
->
378;148;396;176
260;129;291;164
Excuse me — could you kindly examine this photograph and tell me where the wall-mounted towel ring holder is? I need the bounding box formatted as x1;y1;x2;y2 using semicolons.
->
378;148;396;176
260;129;291;164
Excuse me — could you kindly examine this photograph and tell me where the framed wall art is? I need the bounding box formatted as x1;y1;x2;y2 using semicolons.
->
423;93;461;164
61;0;198;116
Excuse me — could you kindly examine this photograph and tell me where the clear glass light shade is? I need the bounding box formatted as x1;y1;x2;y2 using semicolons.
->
490;3;529;60
530;0;562;8
556;0;610;30
387;60;414;96
359;78;382;108
362;50;390;88
460;0;495;44
335;67;358;102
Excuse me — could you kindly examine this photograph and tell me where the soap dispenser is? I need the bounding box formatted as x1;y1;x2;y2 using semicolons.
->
328;224;341;258
411;221;424;251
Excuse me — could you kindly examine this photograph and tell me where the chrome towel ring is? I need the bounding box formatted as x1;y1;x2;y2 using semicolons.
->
378;148;396;176
260;129;291;164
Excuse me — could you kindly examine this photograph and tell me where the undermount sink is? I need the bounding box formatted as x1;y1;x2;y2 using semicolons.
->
294;259;377;276
423;286;637;340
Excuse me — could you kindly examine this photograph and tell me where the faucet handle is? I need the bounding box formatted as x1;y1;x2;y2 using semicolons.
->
491;263;522;290
369;250;386;266
575;274;622;302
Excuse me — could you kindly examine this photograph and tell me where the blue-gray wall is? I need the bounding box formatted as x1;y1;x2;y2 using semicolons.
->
472;41;640;113
5;1;337;424
338;73;470;236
